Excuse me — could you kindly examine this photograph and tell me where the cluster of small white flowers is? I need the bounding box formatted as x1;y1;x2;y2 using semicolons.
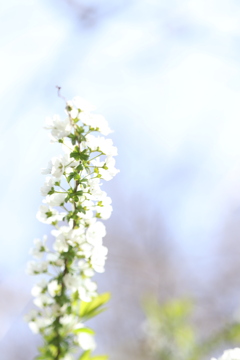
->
212;348;240;360
25;96;119;359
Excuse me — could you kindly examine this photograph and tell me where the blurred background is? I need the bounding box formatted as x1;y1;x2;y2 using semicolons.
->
2;0;240;359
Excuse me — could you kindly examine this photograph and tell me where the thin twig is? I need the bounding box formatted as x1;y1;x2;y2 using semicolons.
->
56;86;67;102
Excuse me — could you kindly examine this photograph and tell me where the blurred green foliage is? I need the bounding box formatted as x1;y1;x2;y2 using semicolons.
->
142;297;240;360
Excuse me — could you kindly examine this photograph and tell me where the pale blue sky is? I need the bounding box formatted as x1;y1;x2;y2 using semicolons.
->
1;0;240;274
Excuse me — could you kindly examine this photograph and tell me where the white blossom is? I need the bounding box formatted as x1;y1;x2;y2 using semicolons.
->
69;227;85;246
29;236;48;259
52;226;75;252
36;205;66;224
31;279;48;297
80;113;112;135
41;161;52;175
77;332;96;351
26;260;48;275
86;136;118;157
34;293;54;308
72;96;95;112
53;236;69;253
59;314;76;326
212;348;240;360
69;107;78;119
91;245;108;273
51;156;65;178
99;156;120;181
24;309;39;323
45;193;66;207
87;178;102;197
61;355;74;360
64;273;81;291
45;114;72;142
86;220;106;246
77;278;97;302
77;243;93;259
41;176;57;196
96;195;113;219
47;253;64;267
78;260;94;277
48;280;61;297
29;316;53;333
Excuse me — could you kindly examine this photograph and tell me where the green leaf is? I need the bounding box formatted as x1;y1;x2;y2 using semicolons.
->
68;133;77;145
79;350;92;360
70;146;81;160
86;307;108;320
80;293;111;320
76;164;84;172
91;356;108;360
74;173;80;180
67;172;75;182
73;327;95;335
76;125;85;134
79;149;90;161
49;344;58;356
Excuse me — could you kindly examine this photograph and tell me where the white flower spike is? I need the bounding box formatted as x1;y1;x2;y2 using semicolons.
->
25;95;118;360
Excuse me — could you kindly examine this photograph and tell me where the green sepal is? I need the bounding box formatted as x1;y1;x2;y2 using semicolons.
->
45;211;53;218
48;187;55;195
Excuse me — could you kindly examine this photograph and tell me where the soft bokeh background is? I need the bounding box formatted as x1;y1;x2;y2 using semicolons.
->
2;0;240;359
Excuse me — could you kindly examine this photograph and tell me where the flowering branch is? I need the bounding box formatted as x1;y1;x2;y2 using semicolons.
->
25;96;119;360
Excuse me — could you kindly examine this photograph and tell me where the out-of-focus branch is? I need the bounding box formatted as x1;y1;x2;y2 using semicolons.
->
64;0;97;26
58;0;131;27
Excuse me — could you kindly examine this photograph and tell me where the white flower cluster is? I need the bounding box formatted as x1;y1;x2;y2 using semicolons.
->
212;348;240;360
25;96;119;359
